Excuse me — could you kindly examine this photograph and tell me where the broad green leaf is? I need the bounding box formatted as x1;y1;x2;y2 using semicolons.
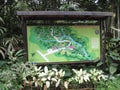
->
0;17;4;23
64;71;72;77
97;62;103;67
109;65;117;75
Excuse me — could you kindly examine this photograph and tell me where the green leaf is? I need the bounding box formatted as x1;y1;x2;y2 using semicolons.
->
0;83;8;90
97;62;103;67
0;26;6;36
0;17;4;23
15;49;24;56
109;65;117;75
0;47;6;59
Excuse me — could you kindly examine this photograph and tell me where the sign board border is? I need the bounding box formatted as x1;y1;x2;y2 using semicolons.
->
17;11;113;64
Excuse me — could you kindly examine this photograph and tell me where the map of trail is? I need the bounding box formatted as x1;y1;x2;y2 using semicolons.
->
27;26;100;62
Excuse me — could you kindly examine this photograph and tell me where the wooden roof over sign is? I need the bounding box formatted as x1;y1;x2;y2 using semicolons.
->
17;11;113;20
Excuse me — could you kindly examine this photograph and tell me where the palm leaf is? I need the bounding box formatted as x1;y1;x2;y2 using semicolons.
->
0;47;6;59
0;83;8;90
15;49;25;57
0;17;4;23
0;26;6;36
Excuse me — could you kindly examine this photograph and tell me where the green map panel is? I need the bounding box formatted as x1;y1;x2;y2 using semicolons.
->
27;25;100;63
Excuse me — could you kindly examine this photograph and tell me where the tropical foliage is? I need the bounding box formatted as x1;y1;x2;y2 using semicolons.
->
0;62;109;90
64;68;108;89
0;0;120;90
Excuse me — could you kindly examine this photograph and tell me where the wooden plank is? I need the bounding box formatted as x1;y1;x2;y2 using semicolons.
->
17;11;113;20
17;11;113;16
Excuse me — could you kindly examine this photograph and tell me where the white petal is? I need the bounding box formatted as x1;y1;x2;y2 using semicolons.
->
47;76;51;80
63;71;65;76
35;82;38;87
56;79;61;87
44;66;48;73
34;66;38;71
33;77;36;81
59;69;63;74
79;77;83;83
49;71;54;76
39;72;46;77
52;68;58;72
72;69;78;74
80;69;83;74
46;81;50;88
84;76;89;82
51;78;57;82
38;66;42;71
41;77;47;81
59;70;65;77
64;81;69;89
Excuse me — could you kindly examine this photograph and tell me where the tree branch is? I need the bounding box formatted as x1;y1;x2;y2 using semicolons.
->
111;26;120;32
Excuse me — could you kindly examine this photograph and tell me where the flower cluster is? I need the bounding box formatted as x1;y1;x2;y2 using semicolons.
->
23;66;65;88
89;69;108;82
22;63;108;89
64;68;108;89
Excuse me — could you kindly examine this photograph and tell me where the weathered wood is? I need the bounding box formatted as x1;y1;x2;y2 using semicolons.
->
17;11;113;20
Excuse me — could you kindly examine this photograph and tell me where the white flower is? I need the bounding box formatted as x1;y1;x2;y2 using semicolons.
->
72;69;90;83
89;68;108;82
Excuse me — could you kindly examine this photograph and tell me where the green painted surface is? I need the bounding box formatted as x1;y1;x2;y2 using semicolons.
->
27;25;100;63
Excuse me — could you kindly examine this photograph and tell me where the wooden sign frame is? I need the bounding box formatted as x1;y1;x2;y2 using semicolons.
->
17;11;113;64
